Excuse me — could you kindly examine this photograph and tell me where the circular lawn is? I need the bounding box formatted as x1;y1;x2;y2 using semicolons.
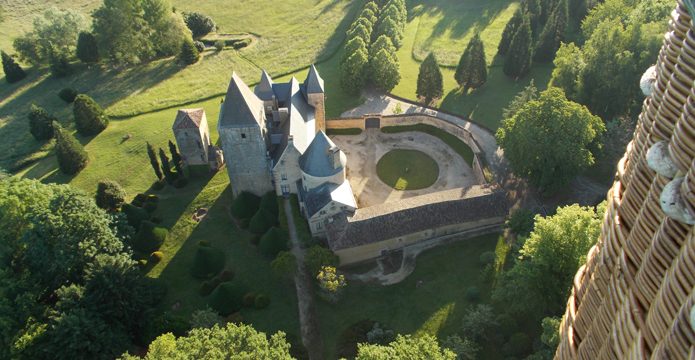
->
376;150;439;190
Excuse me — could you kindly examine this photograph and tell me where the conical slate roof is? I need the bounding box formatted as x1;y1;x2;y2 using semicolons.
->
303;64;324;94
299;130;345;177
219;72;263;128
255;70;275;101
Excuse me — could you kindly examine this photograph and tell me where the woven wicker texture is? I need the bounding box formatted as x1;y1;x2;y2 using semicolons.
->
555;1;695;359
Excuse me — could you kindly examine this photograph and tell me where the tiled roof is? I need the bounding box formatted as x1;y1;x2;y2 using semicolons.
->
219;72;263;128
173;108;205;129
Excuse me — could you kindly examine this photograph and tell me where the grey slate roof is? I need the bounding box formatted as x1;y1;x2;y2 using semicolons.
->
303;182;332;218
325;186;508;251
303;64;324;95
173;108;205;129
255;70;275;101
219;72;263;128
298;130;343;177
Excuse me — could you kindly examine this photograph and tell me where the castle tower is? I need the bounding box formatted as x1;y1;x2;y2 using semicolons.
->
303;64;325;134
555;2;695;359
172;108;210;167
218;72;274;197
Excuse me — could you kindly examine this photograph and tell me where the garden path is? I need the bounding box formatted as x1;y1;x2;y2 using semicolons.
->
283;199;325;360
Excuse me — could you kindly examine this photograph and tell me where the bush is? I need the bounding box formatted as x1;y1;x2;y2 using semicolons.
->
152;180;166;190
194;40;205;53
190;245;226;278
150;251;163;263
143;201;158;212
239;218;250;229
254;293;270;309
249;208;278;234
131;199;143;207
76;31;100;64
479;251;498;265
173;177;188;189
242;292;257;307
197;240;210;247
139;259;147;269
180;37;200;65
259;227;289;258
50;56;72;77
142;313;190;344
53;122;88;175
502;333;531;357
95;179;126;212
208;281;247;315
250;234;261;245
305;245;340;277
214;40;225;51
259;191;279;216
146;194;159;203
233;38;251;49
497;314;519;337
466;286;481;301
133;221;168;253
199;281;214;296
121;203;150;230
58;88;78;103
73;94;109;136
182;11;217;37
219;269;235;282
28;104;55;141
231;191;261;219
150;216;162;224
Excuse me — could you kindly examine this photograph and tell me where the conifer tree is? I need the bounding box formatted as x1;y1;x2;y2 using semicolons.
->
168;140;183;176
76;31;101;64
360;8;378;26
342;37;368;65
522;0;542;34
371;48;401;91
147;142;163;180
364;2;380;17
54;122;88;175
503;18;533;79
73;94;109;136
498;9;523;55
416;52;444;105
534;0;568;63
376;16;403;49
346;23;371;45
1;51;26;83
180;37;199;65
28;105;56;141
159;148;174;184
340;48;369;94
455;33;487;91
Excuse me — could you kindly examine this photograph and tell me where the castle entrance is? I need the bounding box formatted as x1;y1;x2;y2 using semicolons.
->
365;117;380;129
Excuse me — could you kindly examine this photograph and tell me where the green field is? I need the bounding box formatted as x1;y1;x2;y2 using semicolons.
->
377;149;439;190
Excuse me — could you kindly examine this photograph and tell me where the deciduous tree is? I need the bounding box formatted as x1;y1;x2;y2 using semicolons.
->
551;42;584;99
460;304;497;342
356;334;456;360
416;52;443;105
370;48;401;91
12;6;87;65
455;33;487;90
340;48;369;94
376;16;403;49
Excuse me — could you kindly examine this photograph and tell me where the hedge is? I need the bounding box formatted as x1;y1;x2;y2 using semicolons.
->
208;281;247;315
259;227;289;258
259;191;279;216
231;191;261;219
249;208;278;234
190;245;226;278
326;128;362;135
121;203;149;230
133;221;168;253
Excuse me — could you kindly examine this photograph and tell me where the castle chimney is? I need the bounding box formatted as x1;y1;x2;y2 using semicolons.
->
329;146;341;169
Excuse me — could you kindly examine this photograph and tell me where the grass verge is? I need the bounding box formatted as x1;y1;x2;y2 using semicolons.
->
381;123;474;166
376;149;439;191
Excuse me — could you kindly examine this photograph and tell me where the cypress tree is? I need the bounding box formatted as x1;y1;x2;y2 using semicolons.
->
76;31;101;64
73;94;109;136
376;16;403;49
28;105;56;141
54;122;88;175
371;49;401;91
360;8;377;26
522;0;542;34
339;48;369;94
169;140;183;176
180;37;200;65
147;142;163;180
342;37;368;65
346;23;371;46
455;33;487;91
1;51;26;83
364;2;380;17
416;52;444;105
159;148;175;184
534;0;568;63
498;9;523;55
503;18;533;79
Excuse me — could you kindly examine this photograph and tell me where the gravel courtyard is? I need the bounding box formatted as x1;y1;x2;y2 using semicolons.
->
329;129;478;208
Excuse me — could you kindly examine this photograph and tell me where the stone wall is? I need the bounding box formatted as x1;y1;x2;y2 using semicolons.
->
219;125;274;197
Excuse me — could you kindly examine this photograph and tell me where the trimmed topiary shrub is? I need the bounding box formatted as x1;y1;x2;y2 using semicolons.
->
134;193;148;203
58;88;78;103
242;292;257;307
480;251;498;265
208;281;247;315
210;276;222;288
143;201;158;212
133;221;168;253
231;191;261;219
194;40;205;53
249;208;278;234
190;245;226;278
259;227;289;258
219;269;234;282
28;105;56;141
225;312;244;324
254;293;270;309
259;191;279;217
150;251;164;263
250;234;261;245
214;40;225;51
131;199;143;207
152;180;166;190
150;216;162;224
173;177;187;189
2;50;26;83
141;313;190;345
146;194;159;203
139;259;147;269
199;281;213;296
95;179;126;212
76;31;100;64
197;240;210;247
53;122;88;175
73;94;109;136
239;218;250;229
466;286;481;301
121;203;149;230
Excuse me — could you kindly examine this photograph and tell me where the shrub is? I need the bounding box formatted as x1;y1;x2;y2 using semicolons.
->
143;201;158;212
150;216;162;224
49;56;72;77
219;269;235;282
259;227;289;258
225;312;244;324
497;314;519;337
254;293;270;309
249;208;278;234
182;11;217;37
141;313;190;344
233;38;251;49
242;292;257;307
152;180;166;190
150;251;163;263
210;276;222;288
146;194;159;203
180;37;200;65
193;40;205;53
305;246;340;277
239;218;250;229
208;281;247;315
502;333;531;357
121;203;149;230
95;179;126;212
197;240;210;247
76;31;100;64
199;281;213;296
480;251;498;265
466;286;481;301
139;259;147;269
259;191;279;216
53;122;88;175
214;40;225;51
231;191;261;219
133;221;168;253
250;234;261;245
190;245;226;278
190;307;222;329
173;177;188;188
133;193;147;202
131;199;143;207
480;262;495;283
73;94;109;136
2;50;26;83
58;88;78;103
28;104;55;141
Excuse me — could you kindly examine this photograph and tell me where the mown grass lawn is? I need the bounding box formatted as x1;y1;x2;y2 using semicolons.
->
376;149;439;190
381;123;475;166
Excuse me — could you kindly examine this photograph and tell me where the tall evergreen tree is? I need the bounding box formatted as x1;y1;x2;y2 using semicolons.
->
159;148;174;184
73;94;109;136
1;51;26;83
416;53;444;105
76;31;100;64
180;37;199;65
342;36;368;65
28;105;56;141
522;0;542;34
534;0;568;63
503;18;533;79
53;122;88;175
340;48;369;94
147;142;163;180
371;49;401;91
360;8;378;26
498;9;523;55
455;33;487;91
346;23;371;45
376;16;403;49
168;140;182;176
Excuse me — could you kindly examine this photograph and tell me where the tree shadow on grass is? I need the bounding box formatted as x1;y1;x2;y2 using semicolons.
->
421;0;516;40
315;0;363;62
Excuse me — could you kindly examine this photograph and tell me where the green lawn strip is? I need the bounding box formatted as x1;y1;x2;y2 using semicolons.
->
318;233;540;360
381;124;474;166
277;196;290;233
289;194;313;246
326;128;362;135
376;149;439;190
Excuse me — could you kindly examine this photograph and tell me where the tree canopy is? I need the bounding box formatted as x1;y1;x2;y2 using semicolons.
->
455;33;487;90
503;17;532;79
355;334;456;360
416;52;444;104
12;6;87;65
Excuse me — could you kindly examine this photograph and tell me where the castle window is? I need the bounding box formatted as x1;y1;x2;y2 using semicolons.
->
320;210;326;215
197;140;201;149
241;133;246;139
281;174;287;180
316;222;322;230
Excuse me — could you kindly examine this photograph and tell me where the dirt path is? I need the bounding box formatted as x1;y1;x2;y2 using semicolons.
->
283;199;325;360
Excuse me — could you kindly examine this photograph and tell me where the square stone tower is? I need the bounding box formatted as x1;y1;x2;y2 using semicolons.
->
172;108;210;166
303;64;325;134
